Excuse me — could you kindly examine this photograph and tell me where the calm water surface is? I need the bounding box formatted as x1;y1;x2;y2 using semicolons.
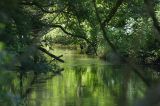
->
1;49;154;106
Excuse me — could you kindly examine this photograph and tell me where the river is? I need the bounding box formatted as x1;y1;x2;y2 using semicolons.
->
0;48;159;106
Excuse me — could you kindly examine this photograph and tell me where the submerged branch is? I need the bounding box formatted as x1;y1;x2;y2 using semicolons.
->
38;46;64;63
49;55;63;63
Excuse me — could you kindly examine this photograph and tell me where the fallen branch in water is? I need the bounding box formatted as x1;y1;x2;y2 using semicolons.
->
49;55;63;63
38;46;64;63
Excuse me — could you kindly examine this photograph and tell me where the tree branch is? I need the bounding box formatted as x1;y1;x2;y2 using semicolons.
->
93;0;117;53
93;0;150;87
102;0;124;27
46;23;98;55
45;23;91;43
38;46;64;63
144;0;160;37
21;1;67;14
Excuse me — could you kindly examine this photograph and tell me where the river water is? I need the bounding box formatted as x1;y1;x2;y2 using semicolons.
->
0;48;159;106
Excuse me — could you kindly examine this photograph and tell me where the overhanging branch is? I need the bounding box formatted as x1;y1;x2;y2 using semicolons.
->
93;0;150;86
45;24;91;43
38;46;64;63
93;0;117;53
102;0;124;27
45;23;98;55
21;1;67;14
144;0;160;37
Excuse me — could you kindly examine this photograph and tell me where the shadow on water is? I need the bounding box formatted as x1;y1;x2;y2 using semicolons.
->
1;48;160;106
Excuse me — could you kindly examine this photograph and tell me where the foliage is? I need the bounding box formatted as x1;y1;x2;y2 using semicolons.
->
1;0;160;105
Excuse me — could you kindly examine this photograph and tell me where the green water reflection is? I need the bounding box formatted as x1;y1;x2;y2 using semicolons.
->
0;49;155;106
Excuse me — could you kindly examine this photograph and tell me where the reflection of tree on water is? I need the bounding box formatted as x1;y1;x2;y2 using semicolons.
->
19;71;38;99
2;51;160;106
69;64;151;106
1;66;64;106
19;68;63;98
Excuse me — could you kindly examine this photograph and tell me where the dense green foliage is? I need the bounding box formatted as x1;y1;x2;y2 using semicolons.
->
1;0;160;65
1;0;160;105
